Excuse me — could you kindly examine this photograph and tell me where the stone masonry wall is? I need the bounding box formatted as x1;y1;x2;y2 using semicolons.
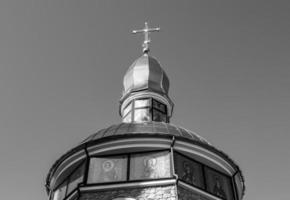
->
79;185;177;200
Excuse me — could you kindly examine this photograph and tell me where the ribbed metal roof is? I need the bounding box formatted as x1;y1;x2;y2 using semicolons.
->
81;122;210;145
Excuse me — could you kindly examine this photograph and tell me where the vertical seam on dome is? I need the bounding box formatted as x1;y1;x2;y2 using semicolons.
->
113;123;123;136
160;69;165;93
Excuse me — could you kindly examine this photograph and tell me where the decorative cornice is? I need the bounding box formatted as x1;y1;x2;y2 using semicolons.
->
80;179;176;192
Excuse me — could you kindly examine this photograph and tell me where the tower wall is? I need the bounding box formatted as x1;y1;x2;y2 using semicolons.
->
79;185;177;200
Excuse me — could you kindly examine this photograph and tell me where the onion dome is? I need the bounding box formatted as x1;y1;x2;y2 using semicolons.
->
122;53;170;98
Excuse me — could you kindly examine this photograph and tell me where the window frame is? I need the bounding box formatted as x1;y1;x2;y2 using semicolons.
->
86;149;173;186
122;98;168;123
129;150;172;181
174;151;236;200
152;99;168;123
87;154;129;184
174;152;205;190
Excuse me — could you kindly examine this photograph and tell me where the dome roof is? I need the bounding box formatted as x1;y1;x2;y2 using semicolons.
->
46;122;243;193
81;122;210;145
122;54;170;99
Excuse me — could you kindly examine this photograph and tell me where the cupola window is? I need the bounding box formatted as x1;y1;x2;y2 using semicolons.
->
135;99;150;108
134;108;150;122
152;99;167;122
152;99;166;112
134;99;151;122
122;98;168;123
152;109;166;122
123;102;132;117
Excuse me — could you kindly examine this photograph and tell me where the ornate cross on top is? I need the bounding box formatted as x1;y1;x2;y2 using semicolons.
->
132;22;160;53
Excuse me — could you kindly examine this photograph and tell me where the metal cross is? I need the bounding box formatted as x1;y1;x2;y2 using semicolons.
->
132;22;160;53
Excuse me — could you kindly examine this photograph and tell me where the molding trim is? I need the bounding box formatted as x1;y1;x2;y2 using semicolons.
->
80;179;176;192
174;141;236;175
88;137;171;156
51;150;86;188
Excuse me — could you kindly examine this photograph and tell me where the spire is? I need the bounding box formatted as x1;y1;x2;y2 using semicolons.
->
132;22;160;53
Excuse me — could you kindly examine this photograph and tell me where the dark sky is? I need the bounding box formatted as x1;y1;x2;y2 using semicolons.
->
0;1;289;199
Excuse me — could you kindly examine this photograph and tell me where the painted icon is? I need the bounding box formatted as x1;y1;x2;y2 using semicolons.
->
87;156;127;183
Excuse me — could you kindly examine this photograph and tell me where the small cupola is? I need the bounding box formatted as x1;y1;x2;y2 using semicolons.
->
119;22;174;123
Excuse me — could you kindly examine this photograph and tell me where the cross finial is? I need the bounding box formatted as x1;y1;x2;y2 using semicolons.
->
132;22;160;53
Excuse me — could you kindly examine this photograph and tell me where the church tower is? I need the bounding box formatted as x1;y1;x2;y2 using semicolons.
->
46;22;245;200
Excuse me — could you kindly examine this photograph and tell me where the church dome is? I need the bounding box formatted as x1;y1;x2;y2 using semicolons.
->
122;53;170;99
46;122;244;195
45;23;245;200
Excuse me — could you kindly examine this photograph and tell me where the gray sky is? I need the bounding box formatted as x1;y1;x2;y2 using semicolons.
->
0;1;289;199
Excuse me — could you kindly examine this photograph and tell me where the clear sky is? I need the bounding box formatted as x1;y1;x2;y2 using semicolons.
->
0;1;289;200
